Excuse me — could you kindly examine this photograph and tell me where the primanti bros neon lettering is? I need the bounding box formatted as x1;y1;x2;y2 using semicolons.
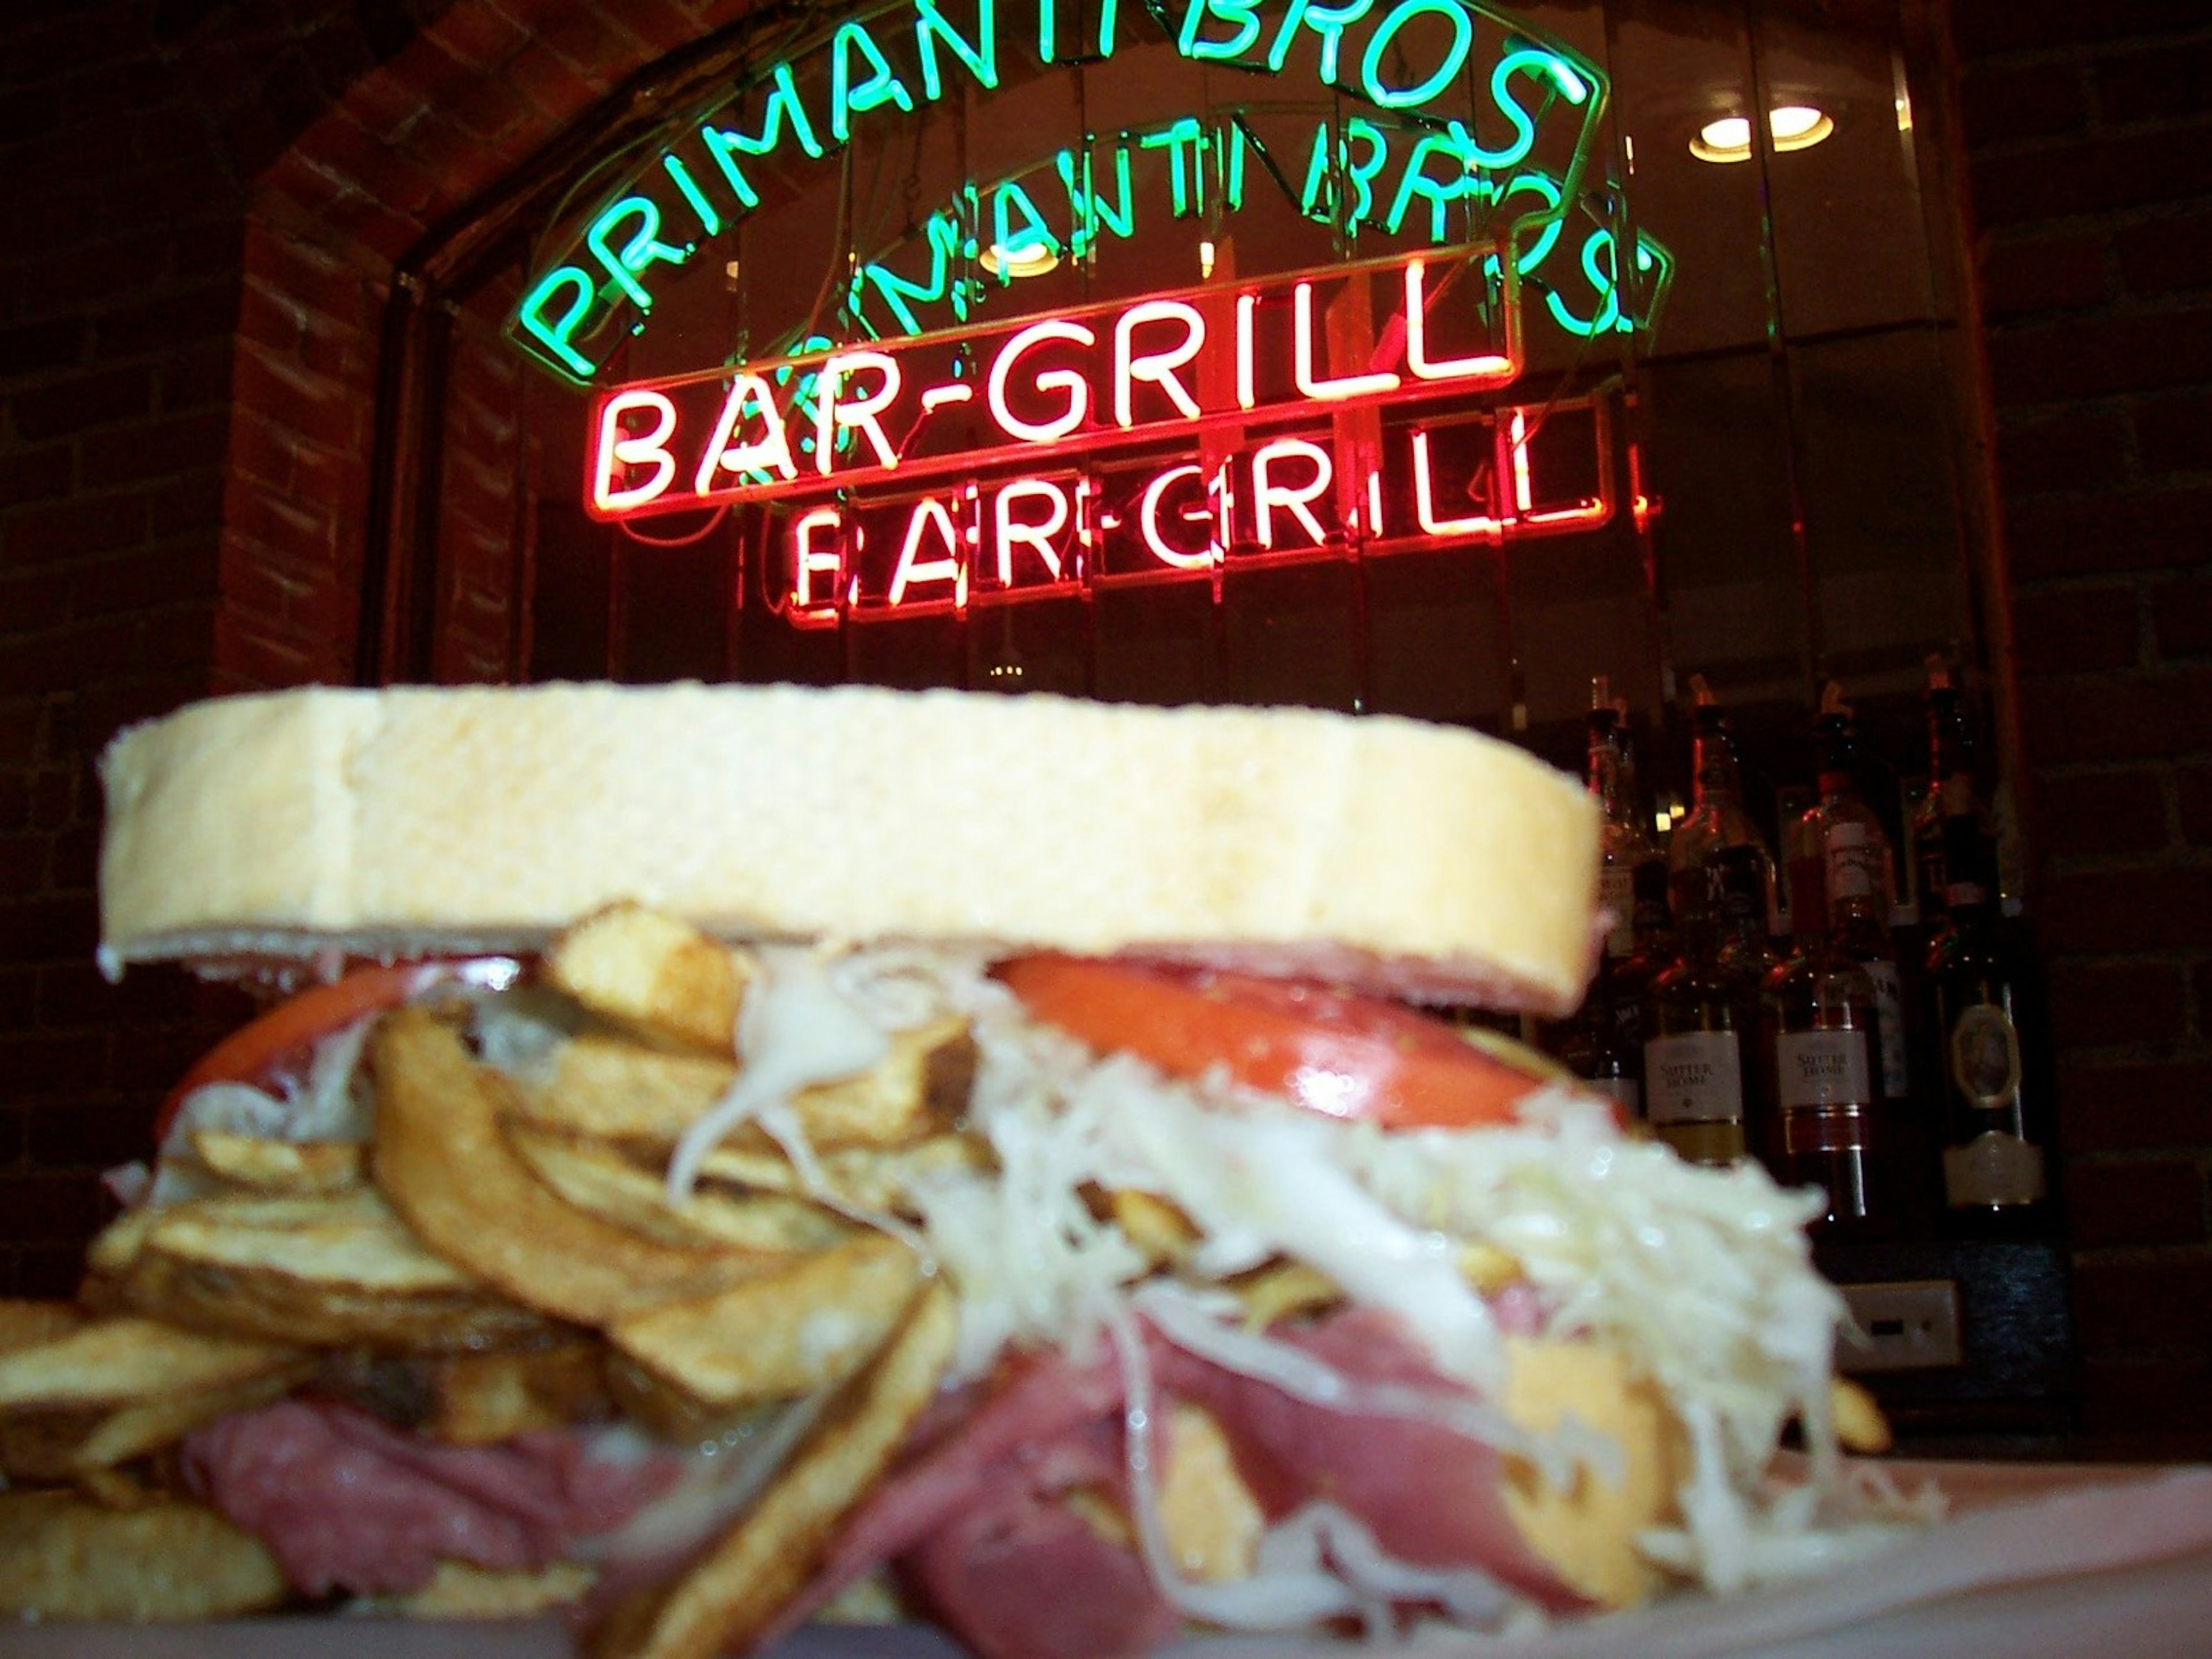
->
586;248;1626;623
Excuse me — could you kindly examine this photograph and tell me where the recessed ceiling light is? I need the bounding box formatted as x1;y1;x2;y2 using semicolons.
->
1769;105;1832;147
1690;104;1835;164
980;240;1059;279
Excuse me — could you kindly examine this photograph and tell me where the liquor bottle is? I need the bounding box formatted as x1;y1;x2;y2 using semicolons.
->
1929;815;2054;1236
1908;657;1988;936
1553;965;1640;1120
1643;845;1765;1168
1667;676;1775;943
1608;858;1679;1115
1766;855;1890;1234
1798;690;1912;1106
1585;678;1656;962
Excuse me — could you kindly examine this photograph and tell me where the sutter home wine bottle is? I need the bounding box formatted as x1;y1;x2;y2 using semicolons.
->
1929;815;2054;1236
1766;854;1890;1235
1643;846;1765;1167
1798;689;1912;1107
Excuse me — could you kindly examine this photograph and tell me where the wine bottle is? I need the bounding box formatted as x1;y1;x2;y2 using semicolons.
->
1930;816;2055;1236
1554;963;1641;1119
1667;676;1775;942
1608;859;1678;1117
1800;688;1911;1104
1585;678;1656;962
1767;856;1891;1234
1644;846;1765;1167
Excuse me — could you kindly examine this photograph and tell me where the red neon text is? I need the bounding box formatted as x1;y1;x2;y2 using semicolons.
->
767;392;1618;625
586;247;1522;522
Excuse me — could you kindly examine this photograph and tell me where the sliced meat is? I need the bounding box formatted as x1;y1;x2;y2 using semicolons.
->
773;1306;1580;1657
180;1397;679;1597
1156;1307;1580;1608
904;1482;1181;1659
762;1347;1125;1643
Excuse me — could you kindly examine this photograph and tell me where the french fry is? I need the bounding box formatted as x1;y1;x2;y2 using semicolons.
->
591;1282;956;1659
384;1559;598;1618
72;1463;155;1512
317;1339;614;1445
123;1186;552;1351
521;1017;975;1153
0;1298;86;1354
0;1490;290;1620
1233;1261;1341;1330
0;1406;104;1483
603;1351;787;1445
547;902;755;1053
505;1120;848;1255
691;1134;993;1213
1110;1190;1198;1264
608;1233;925;1410
1832;1377;1892;1455
84;1205;156;1283
70;1365;315;1471
0;1317;300;1411
190;1128;364;1194
371;1007;756;1326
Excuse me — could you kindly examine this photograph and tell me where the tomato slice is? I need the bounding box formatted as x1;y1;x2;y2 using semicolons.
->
154;962;456;1141
997;955;1558;1130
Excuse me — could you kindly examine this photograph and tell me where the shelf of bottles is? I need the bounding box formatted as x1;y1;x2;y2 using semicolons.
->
1529;666;2070;1435
1543;665;2058;1247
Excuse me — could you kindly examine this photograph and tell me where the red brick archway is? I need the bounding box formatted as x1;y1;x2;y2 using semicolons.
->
214;0;757;691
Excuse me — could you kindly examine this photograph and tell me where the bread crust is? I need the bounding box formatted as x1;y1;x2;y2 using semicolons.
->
99;683;1600;1012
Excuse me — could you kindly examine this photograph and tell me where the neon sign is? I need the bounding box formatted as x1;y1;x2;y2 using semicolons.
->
580;243;1630;623
840;130;1673;353
509;0;1611;383
757;386;1620;624
588;247;1521;519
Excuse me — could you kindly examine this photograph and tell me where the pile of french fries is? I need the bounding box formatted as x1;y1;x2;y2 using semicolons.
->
0;904;983;1653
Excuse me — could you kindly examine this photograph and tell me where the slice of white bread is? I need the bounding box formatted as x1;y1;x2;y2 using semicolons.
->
99;683;1600;1012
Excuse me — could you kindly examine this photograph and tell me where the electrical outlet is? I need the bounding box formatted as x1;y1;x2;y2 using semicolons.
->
1836;1279;1964;1373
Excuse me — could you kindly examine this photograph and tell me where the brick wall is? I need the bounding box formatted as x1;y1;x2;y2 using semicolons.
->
2;0;2209;1448
1949;0;2212;1444
0;0;704;1292
0;0;345;1294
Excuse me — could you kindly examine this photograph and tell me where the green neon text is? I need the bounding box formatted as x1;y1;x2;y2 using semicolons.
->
509;0;1609;381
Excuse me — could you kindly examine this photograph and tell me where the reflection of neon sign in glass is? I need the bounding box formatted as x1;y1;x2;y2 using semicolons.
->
838;122;1672;353
587;248;1521;520
509;0;1609;382
762;389;1619;626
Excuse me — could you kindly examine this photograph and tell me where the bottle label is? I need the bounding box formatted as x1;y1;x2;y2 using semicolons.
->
1782;1101;1871;1156
1612;991;1645;1054
1643;1032;1744;1126
1775;1029;1874;1110
1949;1002;2022;1111
1826;821;1885;903
1866;959;1910;1098
1945;1130;2047;1207
1600;865;1634;958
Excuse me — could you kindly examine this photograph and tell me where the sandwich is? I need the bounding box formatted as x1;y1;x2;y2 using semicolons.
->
2;681;1916;1653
